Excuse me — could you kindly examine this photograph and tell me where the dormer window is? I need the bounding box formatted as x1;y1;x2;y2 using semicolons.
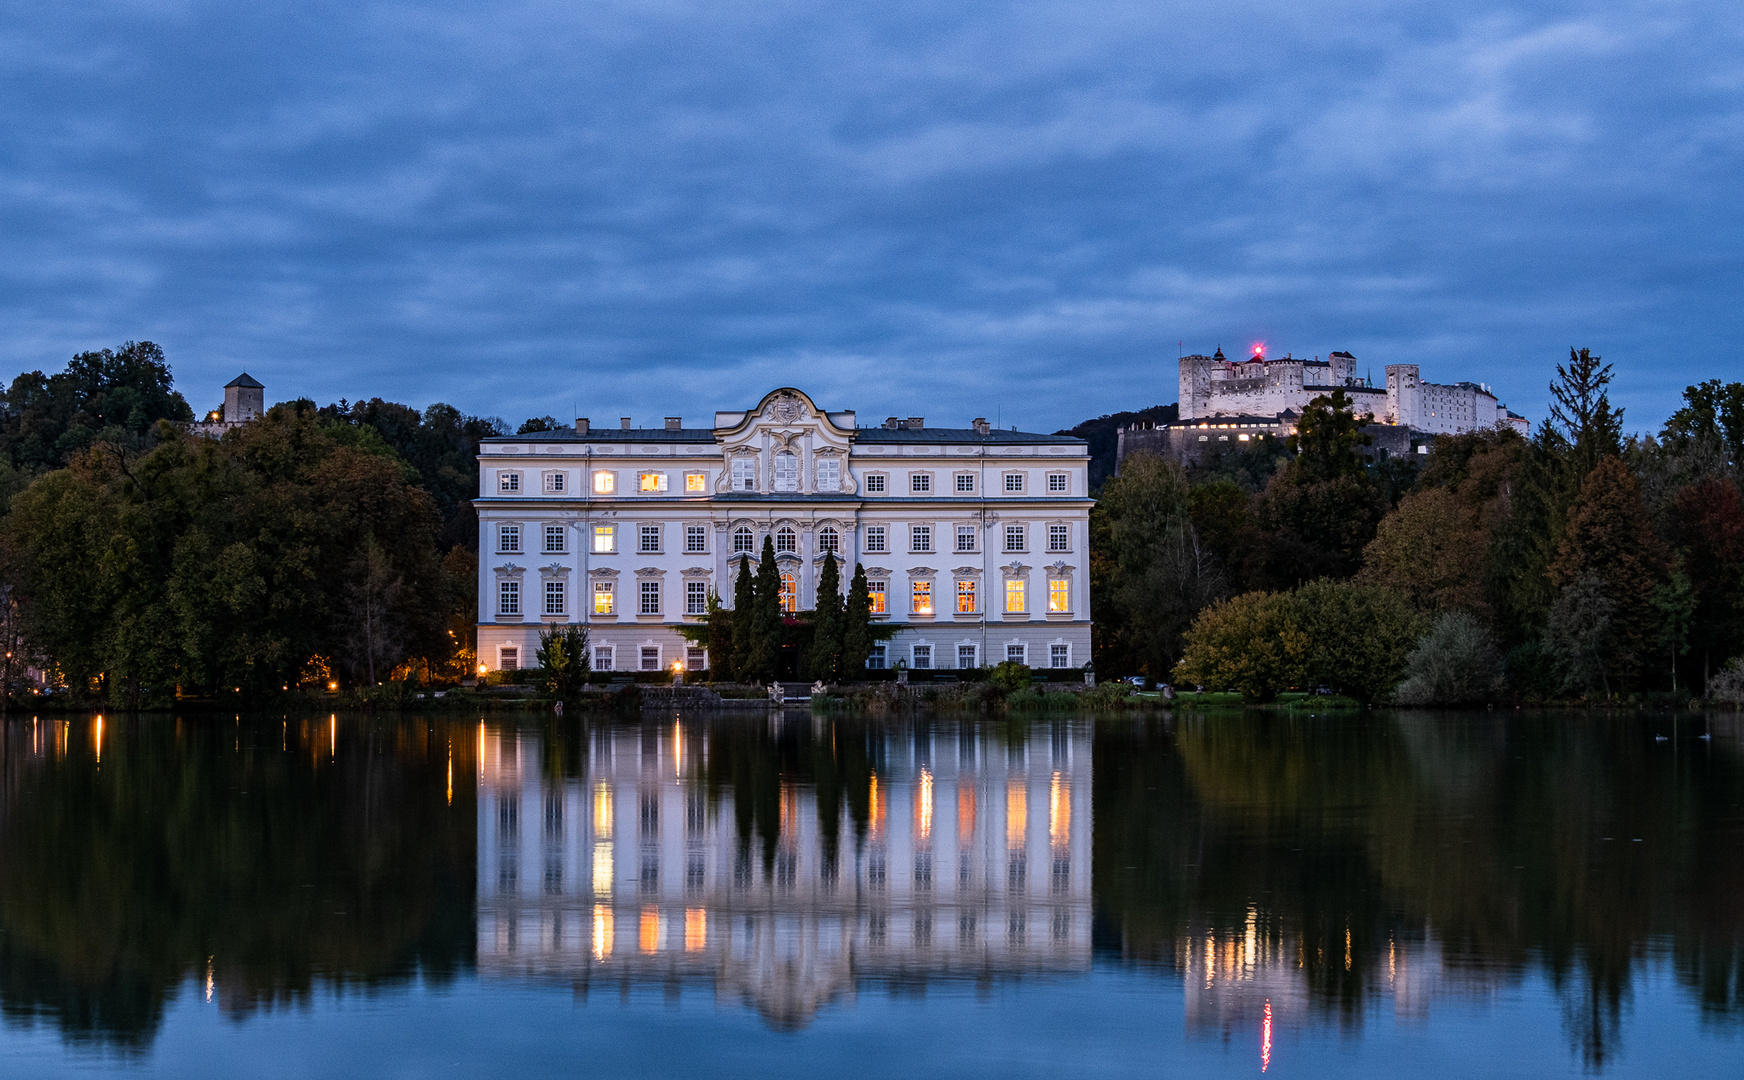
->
731;458;756;492
816;458;840;492
773;451;799;492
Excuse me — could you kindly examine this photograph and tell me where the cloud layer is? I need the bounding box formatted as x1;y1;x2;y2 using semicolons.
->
2;0;1739;431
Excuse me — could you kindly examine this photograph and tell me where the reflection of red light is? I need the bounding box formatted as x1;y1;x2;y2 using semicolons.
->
1262;999;1273;1072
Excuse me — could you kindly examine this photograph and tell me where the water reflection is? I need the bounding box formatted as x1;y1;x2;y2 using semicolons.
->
476;717;1093;1028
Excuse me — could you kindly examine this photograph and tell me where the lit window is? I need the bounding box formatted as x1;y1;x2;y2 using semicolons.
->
545;580;566;616
818;526;839;553
955;474;974;493
865;474;886;493
500;472;521;492
593;645;615;671
817;458;840;491
544;524;565;553
545;472;565;493
956;525;976;552
867;643;887;670
639;472;668;493
868;581;887;615
1005;579;1026;613
912;645;932;670
640;580;661;615
911;525;931;552
1048;579;1070;613
685;524;707;553
776;526;797;553
499;580;521;615
594;581;615;615
593;471;615;494
1005;523;1025;552
640;646;660;671
592;525;615;553
912;581;933;615
912;473;931;493
773;452;799;492
1047;473;1067;493
1048;524;1069;552
639;524;661;553
731;458;756;491
865;525;887;553
1050;644;1070;668
1004;473;1024;493
1006;643;1026;664
956;580;976;614
499;524;521;553
779;573;797;613
957;645;977;669
732;526;754;553
685;472;706;493
686;580;708;615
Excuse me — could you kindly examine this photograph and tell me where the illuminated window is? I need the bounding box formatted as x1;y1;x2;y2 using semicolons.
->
956;580;976;614
639;524;661;553
594;581;615;615
686;580;708;615
865;525;887;552
956;525;976;552
868;581;887;615
1005;523;1025;552
911;525;931;552
592;524;616;553
685;524;707;553
732;525;754;553
1047;473;1067;493
500;472;520;492
593;645;614;670
912;645;932;670
773;452;799;492
544;524;565;553
776;526;797;553
731;458;756;492
1048;579;1070;613
957;644;977;669
912;581;933;615
544;472;565;493
639;472;668;493
818;526;839;553
544;580;565;616
593;471;615;494
955;474;975;493
640;580;661;615
911;473;931;493
685;472;706;493
779;573;798;612
1005;579;1026;613
865;474;886;493
1004;473;1024;493
1048;524;1069;552
1050;644;1070;668
498;524;521;553
817;458;840;491
498;580;520;616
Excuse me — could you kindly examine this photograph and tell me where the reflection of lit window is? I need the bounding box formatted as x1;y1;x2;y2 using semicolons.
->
592;903;613;960
911;581;933;615
779;573;797;612
685;908;707;952
592;525;615;553
916;768;933;842
593;471;614;494
685;472;706;493
956;580;976;613
639;472;667;493
868;581;887;615
1048;579;1070;613
594;582;615;615
1007;782;1027;849
1005;579;1026;613
640;909;660;953
1050;771;1070;849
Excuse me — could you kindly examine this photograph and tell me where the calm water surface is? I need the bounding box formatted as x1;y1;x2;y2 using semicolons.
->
0;710;1739;1077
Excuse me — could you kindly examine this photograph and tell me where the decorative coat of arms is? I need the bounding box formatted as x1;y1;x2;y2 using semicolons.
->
769;395;804;423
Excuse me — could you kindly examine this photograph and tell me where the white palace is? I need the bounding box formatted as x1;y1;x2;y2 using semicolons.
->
475;388;1093;676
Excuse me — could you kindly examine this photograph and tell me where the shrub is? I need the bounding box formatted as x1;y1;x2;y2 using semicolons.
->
1175;591;1307;702
1504;640;1561;700
989;660;1032;692
1393;611;1504;706
1710;657;1744;708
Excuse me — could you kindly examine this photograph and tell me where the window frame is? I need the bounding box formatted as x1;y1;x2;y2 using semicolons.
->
544;472;566;494
911;472;932;493
593;580;615;615
957;644;978;670
593;645;615;671
498;523;522;554
544;524;566;554
911;524;932;553
639;579;661;615
775;526;797;554
1050;643;1070;669
732;525;755;553
592;523;616;553
1048;578;1070;613
816;458;841;492
956;579;976;614
772;451;799;492
954;473;975;493
778;573;798;613
544;580;566;616
684;524;708;553
911;580;934;616
1004;523;1025;552
1047;524;1070;552
730;458;756;492
911;644;932;670
955;525;976;553
867;580;887;615
1047;472;1068;493
638;472;668;494
864;473;887;493
864;525;887;553
639;523;662;553
593;470;615;495
498;579;521;616
685;580;708;615
1005;578;1027;613
1004;472;1025;493
684;472;707;493
500;472;521;493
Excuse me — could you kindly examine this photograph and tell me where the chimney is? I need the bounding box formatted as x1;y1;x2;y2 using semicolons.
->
620;417;632;430
906;417;924;430
884;416;900;430
575;417;589;434
664;417;681;431
972;417;990;435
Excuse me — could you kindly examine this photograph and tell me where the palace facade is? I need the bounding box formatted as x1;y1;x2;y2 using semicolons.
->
474;388;1093;676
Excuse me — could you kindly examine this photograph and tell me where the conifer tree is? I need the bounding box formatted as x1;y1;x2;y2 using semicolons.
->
743;536;782;682
807;553;843;682
730;555;757;680
842;562;873;675
705;587;733;681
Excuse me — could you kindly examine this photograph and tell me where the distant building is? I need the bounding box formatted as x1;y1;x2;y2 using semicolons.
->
193;373;268;437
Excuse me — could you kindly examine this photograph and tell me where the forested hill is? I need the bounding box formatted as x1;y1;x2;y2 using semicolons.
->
1056;402;1178;491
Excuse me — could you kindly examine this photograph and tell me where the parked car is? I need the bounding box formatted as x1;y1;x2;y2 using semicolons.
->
1121;676;1150;689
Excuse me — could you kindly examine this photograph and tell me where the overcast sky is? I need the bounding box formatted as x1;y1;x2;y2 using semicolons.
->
2;1;1738;433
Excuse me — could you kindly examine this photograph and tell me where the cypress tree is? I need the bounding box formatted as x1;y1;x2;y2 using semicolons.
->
842;562;873;675
744;536;782;682
807;553;843;682
705;587;734;681
731;555;757;680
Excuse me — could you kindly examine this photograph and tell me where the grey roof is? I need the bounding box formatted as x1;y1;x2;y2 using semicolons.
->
226;372;265;389
482;426;1084;447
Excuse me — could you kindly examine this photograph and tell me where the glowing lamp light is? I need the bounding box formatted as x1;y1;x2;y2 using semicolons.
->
327;681;338;691
1252;342;1265;358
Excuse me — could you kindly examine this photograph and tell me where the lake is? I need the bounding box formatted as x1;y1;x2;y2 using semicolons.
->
0;709;1738;1077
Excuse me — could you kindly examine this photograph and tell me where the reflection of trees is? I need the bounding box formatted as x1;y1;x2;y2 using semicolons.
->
0;715;475;1049
1094;711;1744;1063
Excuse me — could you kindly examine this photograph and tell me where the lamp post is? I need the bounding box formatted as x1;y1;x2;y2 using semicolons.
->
895;657;909;686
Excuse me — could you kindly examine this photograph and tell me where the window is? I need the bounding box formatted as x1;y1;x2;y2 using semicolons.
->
545;472;565;493
685;472;706;493
1047;473;1068;493
956;580;976;614
1048;524;1070;552
773;452;799;492
779;573;798;613
544;524;565;553
1050;644;1070;668
731;458;756;492
868;643;887;670
1004;473;1025;493
640;646;661;672
865;474;886;493
1005;523;1025;552
911;525;932;552
593;646;614;671
956;525;976;552
545;580;566;616
638;524;661;553
817;459;840;491
958;645;977;669
594;581;615;615
640;580;661;615
955;474;975;493
1005;579;1027;613
593;470;615;494
639;472;668;493
868;581;887;615
686;580;708;615
499;580;520;615
686;647;707;671
685;524;708;553
1048;579;1070;613
912;581;933;615
1006;643;1026;664
592;524;616;553
498;524;521;553
865;525;887;553
912;645;932;670
817;525;839;554
911;473;931;493
776;526;797;554
733;525;754;553
500;472;521;493
500;646;520;670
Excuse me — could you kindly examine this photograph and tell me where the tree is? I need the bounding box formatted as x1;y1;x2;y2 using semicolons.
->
536;625;589;697
1293;579;1424;703
704;588;734;681
1359;487;1488;616
1666;478;1744;688
1662;379;1744;465
1547;575;1616;697
1253;390;1389;586
806;553;843;682
1549;347;1624;480
516;416;561;434
1174;590;1308;702
742;537;782;683
1393;612;1504;705
730;554;757;681
0;341;194;473
842;563;873;675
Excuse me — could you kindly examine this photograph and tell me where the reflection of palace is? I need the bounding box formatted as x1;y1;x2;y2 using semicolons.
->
476;719;1092;1027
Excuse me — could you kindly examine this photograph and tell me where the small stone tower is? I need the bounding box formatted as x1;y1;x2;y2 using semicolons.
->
223;373;265;424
